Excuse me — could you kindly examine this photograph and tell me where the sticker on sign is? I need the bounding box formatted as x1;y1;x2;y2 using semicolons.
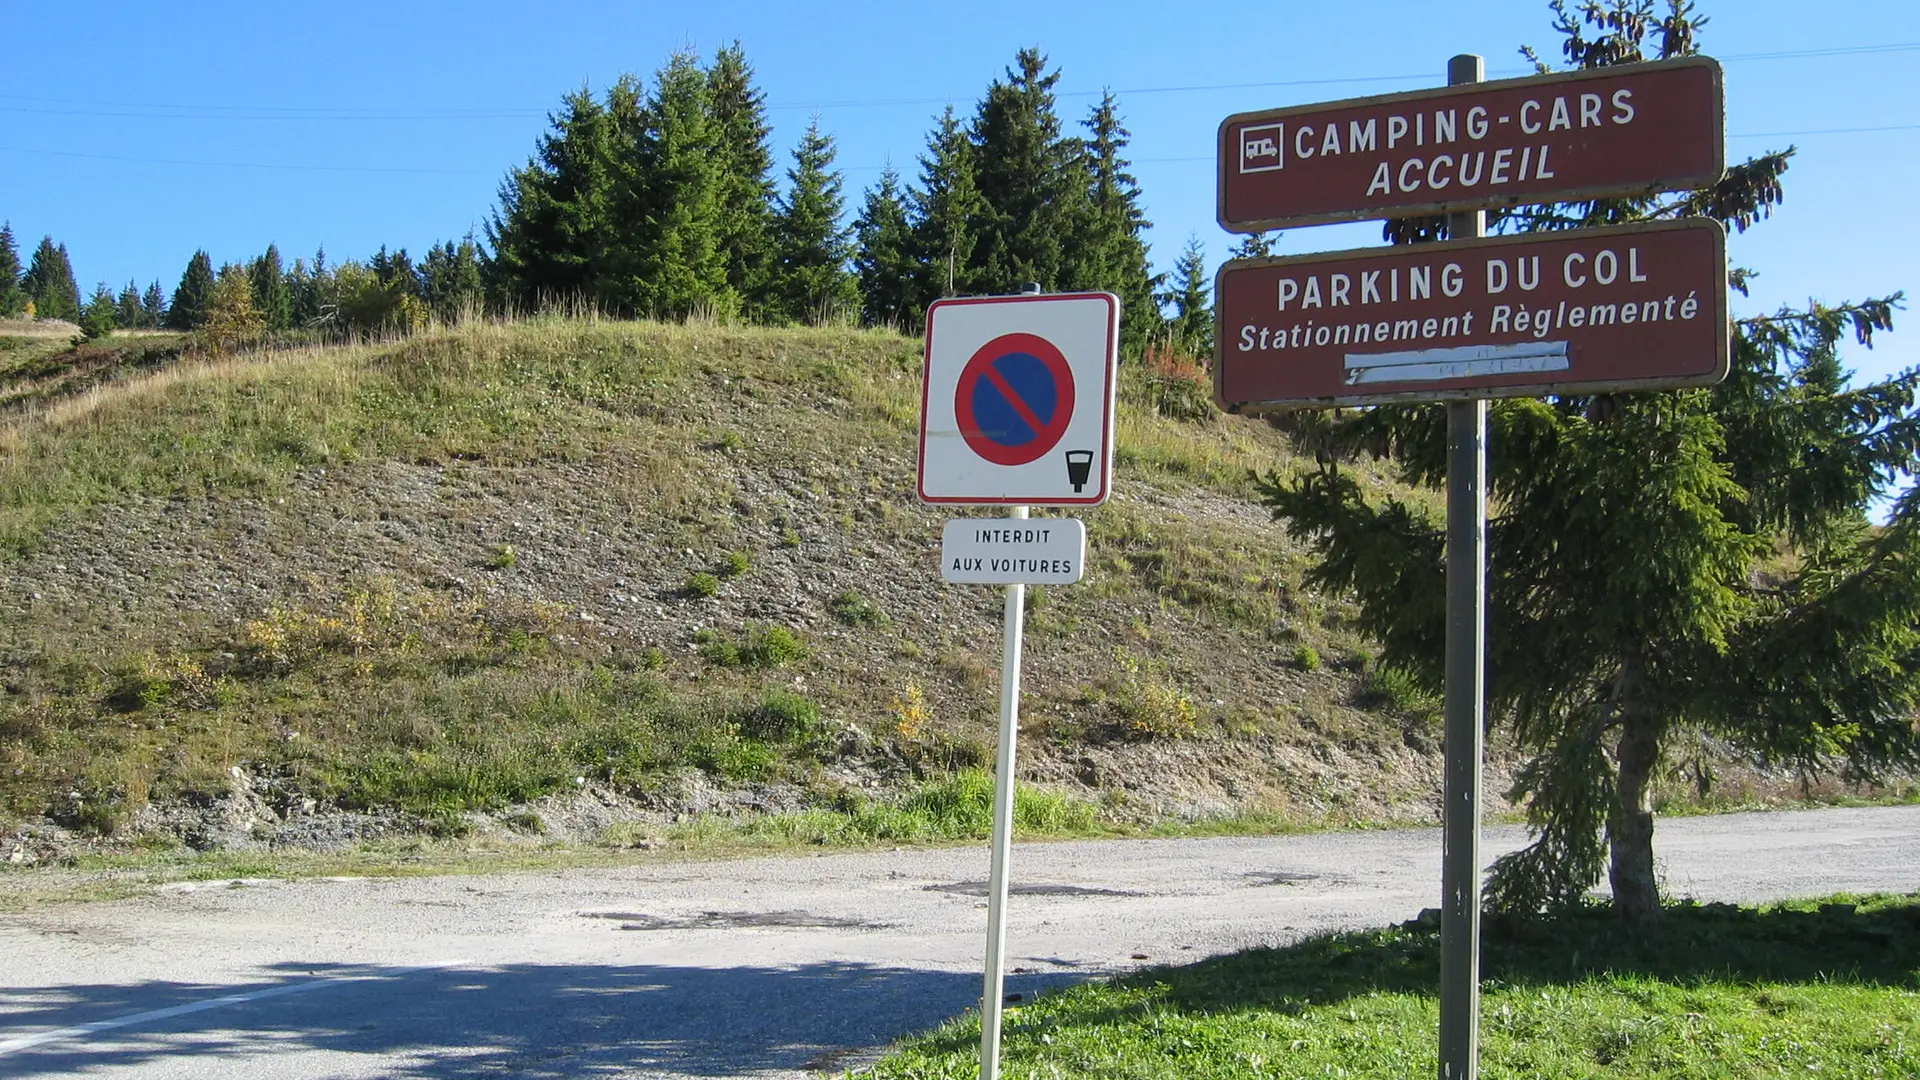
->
942;518;1086;585
917;292;1118;506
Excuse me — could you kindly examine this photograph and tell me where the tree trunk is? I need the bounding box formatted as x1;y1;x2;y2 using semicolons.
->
1608;702;1663;923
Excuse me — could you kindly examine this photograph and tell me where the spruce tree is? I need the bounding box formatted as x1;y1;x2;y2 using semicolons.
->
79;282;117;340
486;85;617;314
968;49;1086;293
23;237;81;322
707;43;778;318
769;118;857;325
1075;91;1159;352
853;166;919;330
141;280;166;327
250;243;291;331
0;222;25;318
116;280;144;329
422;235;486;323
1161;236;1211;358
609;50;735;321
165;250;216;330
1260;1;1920;924
909;105;986;305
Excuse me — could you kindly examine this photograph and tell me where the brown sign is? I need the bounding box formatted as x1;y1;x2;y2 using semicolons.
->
1213;219;1728;409
1218;58;1723;232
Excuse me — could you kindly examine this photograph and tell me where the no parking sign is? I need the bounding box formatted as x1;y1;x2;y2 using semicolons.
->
917;292;1119;506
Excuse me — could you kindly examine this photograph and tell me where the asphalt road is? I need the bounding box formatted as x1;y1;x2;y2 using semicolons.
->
3;805;1916;1079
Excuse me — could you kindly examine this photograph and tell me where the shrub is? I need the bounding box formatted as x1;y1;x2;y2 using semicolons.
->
1293;644;1321;671
718;550;751;579
829;588;889;627
703;623;807;669
684;572;720;599
741;690;821;742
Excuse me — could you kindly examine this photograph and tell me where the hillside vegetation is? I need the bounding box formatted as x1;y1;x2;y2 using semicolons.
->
0;322;1901;860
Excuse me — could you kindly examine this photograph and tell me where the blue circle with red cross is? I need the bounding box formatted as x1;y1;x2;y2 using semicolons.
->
954;333;1077;467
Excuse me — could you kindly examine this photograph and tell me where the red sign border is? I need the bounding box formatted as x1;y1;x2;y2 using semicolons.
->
1217;56;1725;233
916;291;1120;507
1211;218;1730;411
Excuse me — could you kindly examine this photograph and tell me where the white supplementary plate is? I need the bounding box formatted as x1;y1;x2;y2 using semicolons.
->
941;518;1086;585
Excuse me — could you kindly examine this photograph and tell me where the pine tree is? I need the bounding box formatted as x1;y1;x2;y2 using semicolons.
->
968;49;1087;293
609;51;735;320
116;280;144;329
1075;91;1159;352
486;84;617;314
165;250;216;330
853;166;920;330
909;105;986;305
769;118;857;325
707;43;778;318
0;222;25;318
1260;1;1920;924
22;237;81;322
1230;232;1278;259
250;243;291;331
420;236;485;324
141;280;166;327
79;281;117;340
1161;236;1211;358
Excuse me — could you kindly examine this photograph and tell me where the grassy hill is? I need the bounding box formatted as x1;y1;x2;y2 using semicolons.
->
0;319;1902;863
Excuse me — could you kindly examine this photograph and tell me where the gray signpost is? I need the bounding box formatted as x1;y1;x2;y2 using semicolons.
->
1213;50;1728;1080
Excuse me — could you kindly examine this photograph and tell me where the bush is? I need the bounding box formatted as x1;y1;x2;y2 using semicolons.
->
741;690;820;741
703;623;807;669
684;572;720;599
1293;644;1321;671
828;588;889;627
718;550;752;579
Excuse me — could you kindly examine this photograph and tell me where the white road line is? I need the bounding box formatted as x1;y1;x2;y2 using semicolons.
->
0;959;470;1057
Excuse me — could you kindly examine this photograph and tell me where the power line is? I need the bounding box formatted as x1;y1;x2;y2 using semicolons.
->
0;145;499;175
3;41;1916;122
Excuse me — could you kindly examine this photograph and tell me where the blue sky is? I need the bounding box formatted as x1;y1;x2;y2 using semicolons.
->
2;0;1914;385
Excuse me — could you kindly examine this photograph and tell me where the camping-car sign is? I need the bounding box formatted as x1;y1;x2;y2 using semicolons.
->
1218;57;1723;232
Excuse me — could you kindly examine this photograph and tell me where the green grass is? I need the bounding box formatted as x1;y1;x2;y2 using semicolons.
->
866;894;1920;1079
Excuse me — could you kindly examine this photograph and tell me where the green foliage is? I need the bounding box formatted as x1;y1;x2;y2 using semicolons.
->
0;222;25;318
969;49;1084;293
739;689;820;742
165;250;215;331
717;550;751;579
202;264;264;352
1162;235;1212;358
1263;3;1920;919
683;571;720;598
701;623;807;669
114;280;145;330
486;85;616;314
79;282;117;340
853;167;919;330
909;105;987;304
249;244;291;332
617;51;738;321
828;588;889;627
420;235;484;324
1293;644;1321;671
770;118;857;325
22;236;80;322
1076;90;1161;353
706;42;777;315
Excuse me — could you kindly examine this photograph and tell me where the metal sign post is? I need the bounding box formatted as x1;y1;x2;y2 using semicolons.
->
913;288;1118;1080
1439;52;1487;1080
978;507;1028;1080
